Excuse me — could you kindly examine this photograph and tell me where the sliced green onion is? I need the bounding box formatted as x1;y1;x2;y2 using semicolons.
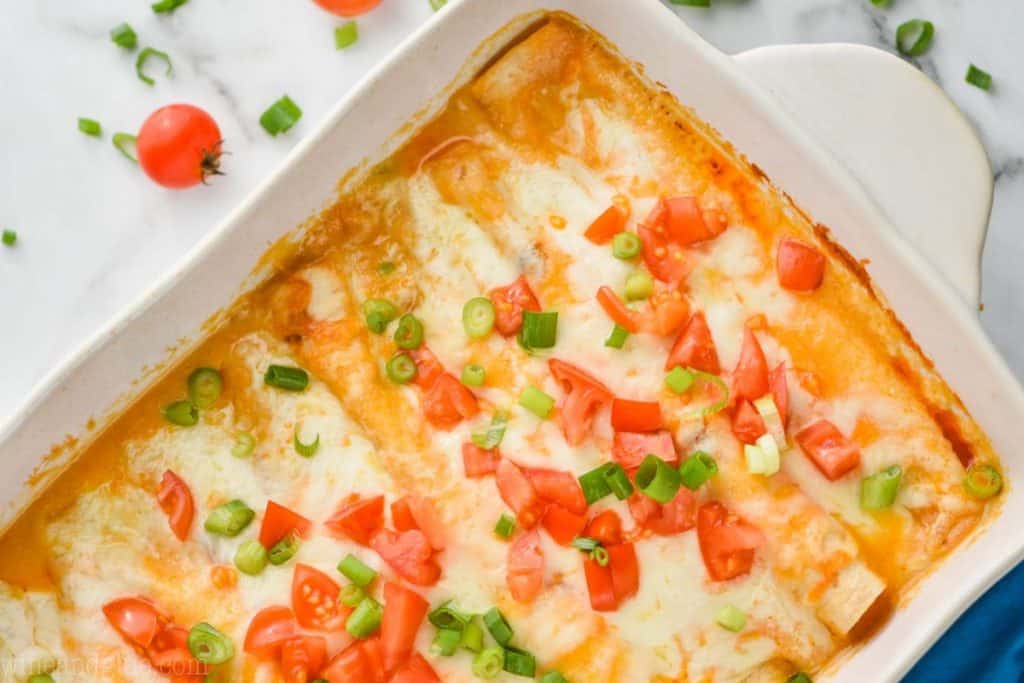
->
204;499;255;537
870;0;890;6
339;583;367;608
378;261;397;275
896;19;935;57
346;597;383;638
429;601;471;631
605;324;630;349
494;513;516;539
335;21;359;50
602;463;634;500
472;411;509;450
966;64;993;91
338;554;377;587
152;0;189;13
268;532;301;565
483;607;513;646
754;395;787;447
578;463;615;504
635;455;683;503
504;647;537;677
463;297;496;338
786;674;813;683
860;465;903;510
461;618;485;652
473;647;505;679
234;539;268;576
112;132;138;162
461;364;486;387
136;47;173;86
684;369;730;417
679;451;718;490
2;229;16;247
671;0;711;5
540;673;570;683
611;231;642;259
715;604;747;632
187;622;234;664
744;434;781;476
231;431;257;458
78;117;102;137
519;386;555;419
293;426;320;458
394;313;424;349
429;0;447;10
571;536;600;552
518;310;559;350
265;364;309;391
188;367;223;408
386;353;417;384
163;400;198;426
665;366;695;394
260;95;303;137
964;462;1003;499
110;22;138;49
590;546;610;567
624;271;654;301
362;298;399;333
28;676;55;683
431;628;463;656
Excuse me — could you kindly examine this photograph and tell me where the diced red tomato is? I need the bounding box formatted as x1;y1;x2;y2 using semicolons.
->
583;557;617;612
637;222;691;284
733;328;769;403
281;636;328;683
244;606;298;659
541;504;588;545
495;460;545;529
596;286;688;337
628;487;697;536
259;501;312;549
156;470;194;542
584;205;628;244
525;468;587;515
402;495;447;551
665;311;720;374
697;502;763;582
611;430;677;469
381;582;430;674
795;420;861;480
770;363;789;428
489;276;541;336
462;442;500;478
548;358;613;446
777;237;825;291
663;196;726;246
611;399;664;433
370;529;441;586
102;596;167;649
731;400;766;445
291;564;346;632
324;495;385;546
409;347;444;390
585;510;623;546
607;543;639;603
597;285;642;334
422;373;479;429
390;652;441;683
321;638;386;683
391;497;417;532
146;625;207;676
507;530;545;604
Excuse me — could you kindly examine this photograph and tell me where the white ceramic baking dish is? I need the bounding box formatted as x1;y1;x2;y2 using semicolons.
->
1;0;1021;680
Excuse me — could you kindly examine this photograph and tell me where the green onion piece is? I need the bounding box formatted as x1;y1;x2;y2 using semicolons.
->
483;607;513;646
187;622;235;664
635;454;683;504
339;583;367;608
518;310;559;350
602;463;634;500
386;353;417;384
966;64;993;91
571;536;600;552
28;676;54;683
112;132;138;162
859;465;903;510
715;604;747;632
870;0;890;6
472;411;509;450
519;386;555;419
896;19;935;57
394;313;424;349
605;324;630;349
234;539;268;576
461;618;485;652
2;229;16;247
578;463;615;504
665;366;695;394
268;532;301;565
786;674;813;683
346;597;383;638
378;261;397;275
462;297;496;338
431;628;463;656
590;546;610;567
231;431;257;458
540;673;570;683
679;451;718;490
428;601;471;631
503;647;537;677
163;400;198;427
136;47;173;86
683;369;730;417
338;554;377;587
429;0;447;10
461;364;486;387
964;462;1003;499
260;95;303;137
624;271;654;301
110;22;138;48
78;117;102;137
204;499;255;537
612;231;642;259
293;427;320;458
265;365;309;391
335;21;359;50
152;0;189;13
362;298;399;333
187;367;223;408
671;0;711;5
473;647;505;679
744;434;780;476
494;513;516;539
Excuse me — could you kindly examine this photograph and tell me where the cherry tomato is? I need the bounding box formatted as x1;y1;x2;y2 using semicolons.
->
156;470;194;542
291;564;347;631
666;311;720;374
421;373;479;429
495;459;545;529
507;530;545;604
732;328;769;403
102;596;168;649
548;358;613;446
381;582;429;674
525;467;587;514
325;494;385;546
137;104;223;189
259;500;312;549
243;606;298;659
313;0;382;17
697;502;763;582
370;529;441;586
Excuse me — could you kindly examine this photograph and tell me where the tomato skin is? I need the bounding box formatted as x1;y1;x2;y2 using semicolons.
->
548;358;613;446
612;431;677;469
391;497;417;532
313;0;382;18
541;504;588;546
777;237;825;291
381;582;430;674
137;104;222;189
322;638;386;683
795;420;861;480
325;494;385;546
663;196;726;246
583;557;617;611
401;494;447;551
422;373;479;429
697;502;763;582
259;501;312;549
390;652;441;683
103;596;167;649
666;311;720;374
608;543;639;603
584;205;628;244
585;510;623;546
596;286;688;337
495;459;545;529
462;442;500;477
281;636;328;683
597;285;641;333
637;222;691;285
769;363;789;428
731;399;766;445
489;276;541;336
370;529;441;586
507;530;545;604
733;328;770;403
156;470;194;542
525;468;587;514
292;564;347;632
409;347;444;390
244;605;298;659
611;399;664;433
146;625;208;676
628;487;697;536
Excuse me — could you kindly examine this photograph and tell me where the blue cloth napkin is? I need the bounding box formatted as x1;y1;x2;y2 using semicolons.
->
903;561;1024;682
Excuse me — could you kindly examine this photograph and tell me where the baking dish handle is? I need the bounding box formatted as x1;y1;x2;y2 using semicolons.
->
733;43;992;311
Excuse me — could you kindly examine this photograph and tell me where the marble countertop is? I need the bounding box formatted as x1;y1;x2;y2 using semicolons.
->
1;0;1022;421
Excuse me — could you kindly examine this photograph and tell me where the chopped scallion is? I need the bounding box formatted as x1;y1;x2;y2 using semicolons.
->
590;546;610;567
339;583;367;608
540;673;570;683
163;400;198;427
432;628;462;656
860;465;903;510
571;536;600;552
463;297;496;338
679;451;718;490
605;324;630;349
429;0;448;10
966;64;993;91
504;647;537;677
110;22;138;49
293;426;320;458
394;313;424;349
260;95;303;136
964;462;1003;499
362;298;398;333
472;411;508;450
112;132;138;162
635;454;682;503
204;499;255;537
231;431;257;458
624;270;654;301
338;553;377;587
152;0;189;13
386;353;417;384
519;386;555;419
896;19;935;57
268;532;301;565
346;597;383;638
234;539;268;575
335;21;359;50
1;229;16;247
494;513;516;539
428;601;471;631
187;622;235;664
264;364;309;391
578;463;615;504
612;231;642;259
461;364;486;387
744;434;781;476
518;310;559;350
483;607;513;645
187;367;223;408
473;647;505;679
461;618;485;652
665;366;695;394
715;604;747;632
602;463;634;500
136;47;173;86
78;117;102;137
786;674;813;683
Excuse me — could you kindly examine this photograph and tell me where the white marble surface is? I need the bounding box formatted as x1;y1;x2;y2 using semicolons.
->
0;0;1022;421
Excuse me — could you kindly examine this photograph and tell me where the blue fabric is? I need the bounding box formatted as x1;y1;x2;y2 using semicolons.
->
903;562;1024;682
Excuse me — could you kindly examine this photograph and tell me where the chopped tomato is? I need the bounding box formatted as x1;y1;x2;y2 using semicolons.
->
596;286;688;337
156;470;194;542
637;222;691;284
612;430;678;469
541;504;587;545
611;399;664;433
259;501;312;549
608;543;639;603
409;347;444;390
210;564;238;590
495;459;545;529
381;582;430;674
795;420;861;480
391;652;441;683
325;495;385;546
489;276;541;336
585;510;623;546
370;529;441;586
628;487;697;536
597;285;641;333
777;237;825;291
146;625;207;676
402;494;447;551
462;442;500;478
525;468;587;514
664;196;726;246
312;0;382;18
697;502;763;582
391;497;417;532
322;639;386;683
281;636;328;683
507;530;545;604
422;373;479;429
103;596;167;649
292;564;346;632
583;557;617;612
770;363;789;427
665;311;720;374
733;328;769;403
731;400;766;445
584;205;628;244
243;606;298;659
548;358;613;446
